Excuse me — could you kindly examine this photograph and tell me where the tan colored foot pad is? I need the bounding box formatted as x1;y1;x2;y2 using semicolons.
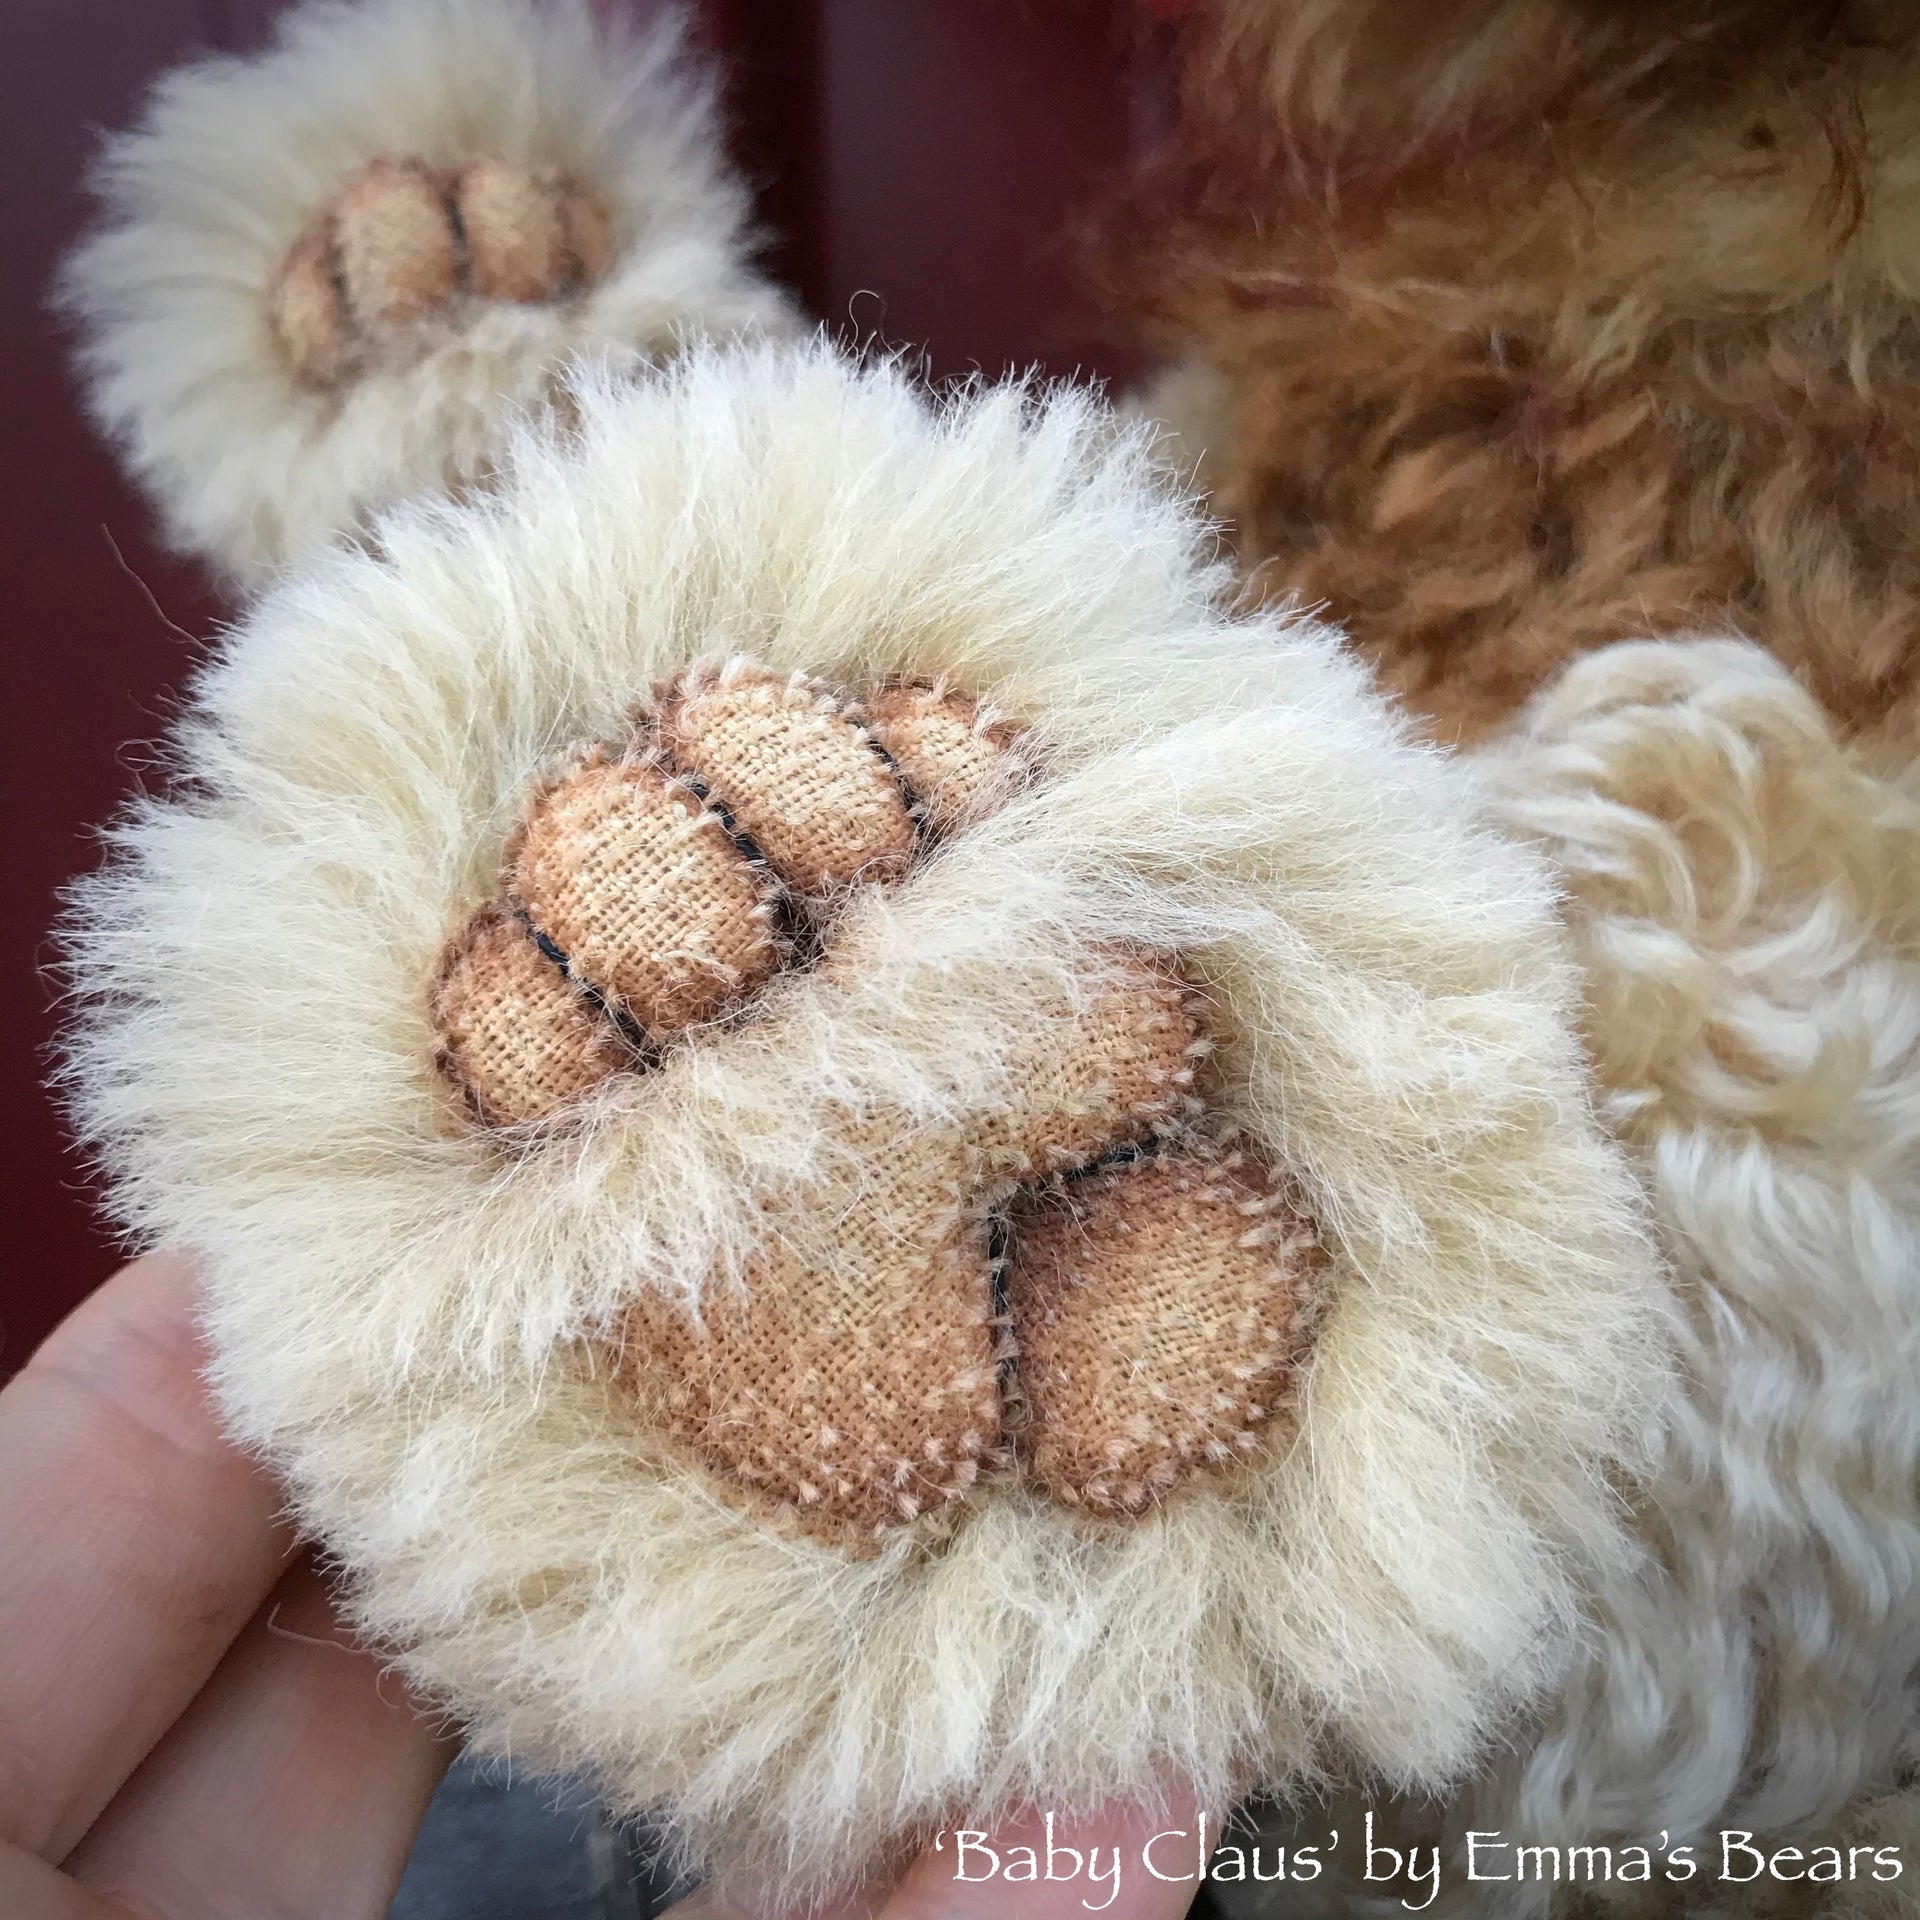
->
459;157;610;303
432;902;629;1126
866;681;1023;832
1009;1142;1322;1516
428;658;1321;1542
267;153;613;389
618;1131;1005;1541
977;965;1205;1177
509;750;780;1036
657;663;918;896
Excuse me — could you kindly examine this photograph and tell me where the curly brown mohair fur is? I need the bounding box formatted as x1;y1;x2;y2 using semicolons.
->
1101;0;1920;745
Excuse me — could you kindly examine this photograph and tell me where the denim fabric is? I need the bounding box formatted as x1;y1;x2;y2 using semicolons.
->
389;1755;689;1919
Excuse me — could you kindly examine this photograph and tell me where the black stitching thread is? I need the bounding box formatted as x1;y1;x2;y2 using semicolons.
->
526;922;570;971
864;705;947;836
441;178;475;295
987;1215;1011;1323
864;729;917;808
674;772;773;872
518;910;651;1055
670;769;808;966
1064;1137;1168;1183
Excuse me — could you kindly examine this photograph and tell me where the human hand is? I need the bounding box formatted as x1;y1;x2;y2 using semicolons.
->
1;1255;1210;1919
0;1252;452;1917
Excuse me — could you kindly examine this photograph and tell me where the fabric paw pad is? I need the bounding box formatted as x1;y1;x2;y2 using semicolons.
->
428;654;1317;1544
268;154;613;389
1008;1141;1324;1516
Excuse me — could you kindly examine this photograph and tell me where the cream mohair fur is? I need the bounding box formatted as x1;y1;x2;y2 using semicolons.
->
59;0;793;588
1476;642;1920;1912
64;340;1665;1901
1203;640;1920;1917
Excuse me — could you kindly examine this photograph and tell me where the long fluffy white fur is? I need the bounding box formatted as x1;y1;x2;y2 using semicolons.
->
59;0;793;587
63;342;1665;1903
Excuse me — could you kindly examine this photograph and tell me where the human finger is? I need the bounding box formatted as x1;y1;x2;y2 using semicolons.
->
0;1252;292;1861
0;1841;126;1920
64;1555;453;1920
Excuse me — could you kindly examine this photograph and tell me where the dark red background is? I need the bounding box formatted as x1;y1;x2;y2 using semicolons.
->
2;1;1167;1371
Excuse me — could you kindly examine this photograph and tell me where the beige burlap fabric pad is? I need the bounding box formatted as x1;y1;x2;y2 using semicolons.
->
457;158;566;303
267;152;613;389
432;901;628;1125
1009;1142;1322;1515
658;663;917;895
430;660;1309;1540
970;964;1200;1175
509;750;778;1032
332;156;458;332
617;956;1204;1544
266;228;355;391
865;683;1019;833
619;1111;1005;1540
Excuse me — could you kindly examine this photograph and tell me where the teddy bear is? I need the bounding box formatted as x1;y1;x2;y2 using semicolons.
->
1097;0;1920;1909
56;0;1918;1913
57;0;1667;1903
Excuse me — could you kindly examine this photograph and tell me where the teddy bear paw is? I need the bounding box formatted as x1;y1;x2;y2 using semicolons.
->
267;155;614;390
429;656;1322;1546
